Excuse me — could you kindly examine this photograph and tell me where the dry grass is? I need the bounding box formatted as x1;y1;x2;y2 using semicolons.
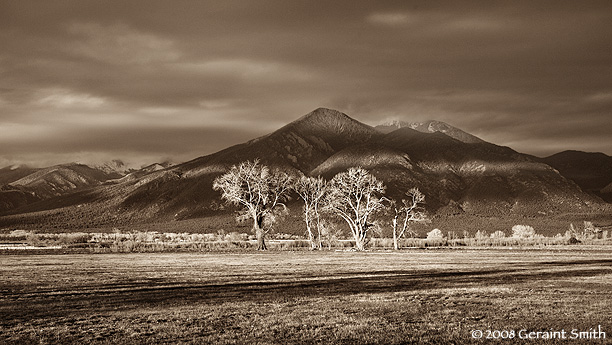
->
3;230;610;254
1;249;611;344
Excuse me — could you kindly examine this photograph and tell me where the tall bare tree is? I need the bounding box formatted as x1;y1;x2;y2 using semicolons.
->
325;167;387;251
390;188;427;250
213;160;292;250
295;175;327;250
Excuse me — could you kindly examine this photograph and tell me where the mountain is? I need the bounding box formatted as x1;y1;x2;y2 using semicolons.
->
601;182;612;203
9;163;122;198
541;151;612;193
0;108;606;231
0;108;383;227
179;107;380;174
120;107;381;217
374;120;407;134
375;120;485;144
0;163;123;213
0;185;40;214
0;165;40;185
312;127;597;215
94;160;129;175
109;161;174;183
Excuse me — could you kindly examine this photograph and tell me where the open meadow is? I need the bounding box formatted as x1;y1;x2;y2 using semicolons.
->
1;249;611;344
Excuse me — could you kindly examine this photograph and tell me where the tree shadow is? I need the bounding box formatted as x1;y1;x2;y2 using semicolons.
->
2;258;611;321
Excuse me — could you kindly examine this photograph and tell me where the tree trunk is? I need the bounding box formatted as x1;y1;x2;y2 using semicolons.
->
347;222;366;251
304;210;316;250
314;206;322;250
254;215;267;250
355;236;366;251
393;216;399;250
354;225;366;251
256;228;267;250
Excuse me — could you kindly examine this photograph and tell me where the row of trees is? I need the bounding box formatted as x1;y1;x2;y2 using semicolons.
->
213;160;427;250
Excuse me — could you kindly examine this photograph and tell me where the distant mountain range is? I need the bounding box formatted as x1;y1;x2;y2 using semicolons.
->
375;119;485;144
0;164;118;212
541;151;612;194
0;108;610;230
0;162;172;214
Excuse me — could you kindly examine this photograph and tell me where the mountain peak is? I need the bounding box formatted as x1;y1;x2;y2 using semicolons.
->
407;120;485;144
542;150;612;192
284;108;378;139
546;150;611;160
313;107;343;114
94;159;128;175
296;107;352;123
376;119;484;144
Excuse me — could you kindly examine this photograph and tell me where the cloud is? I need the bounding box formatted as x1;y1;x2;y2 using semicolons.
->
0;1;611;167
173;59;316;83
35;88;106;108
367;12;412;26
0;122;52;144
586;92;612;103
66;22;181;64
0;123;268;168
198;99;236;110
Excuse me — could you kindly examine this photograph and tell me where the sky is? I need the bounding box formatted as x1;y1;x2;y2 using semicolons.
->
1;0;611;168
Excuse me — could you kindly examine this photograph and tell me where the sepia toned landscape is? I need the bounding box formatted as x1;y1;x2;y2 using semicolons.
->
2;1;612;344
1;107;611;344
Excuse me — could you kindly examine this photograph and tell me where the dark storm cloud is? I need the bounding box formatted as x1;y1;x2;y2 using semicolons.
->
1;0;611;167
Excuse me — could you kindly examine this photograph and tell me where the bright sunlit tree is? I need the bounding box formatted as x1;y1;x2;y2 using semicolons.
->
213;160;293;250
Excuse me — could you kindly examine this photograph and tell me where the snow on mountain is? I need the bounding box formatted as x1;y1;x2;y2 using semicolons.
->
376;120;485;144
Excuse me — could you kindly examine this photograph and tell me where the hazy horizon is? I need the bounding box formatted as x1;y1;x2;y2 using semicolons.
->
1;1;611;167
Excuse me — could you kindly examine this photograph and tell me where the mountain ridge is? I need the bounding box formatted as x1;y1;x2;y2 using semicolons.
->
0;108;609;230
177;107;381;175
542;150;612;193
375;119;485;144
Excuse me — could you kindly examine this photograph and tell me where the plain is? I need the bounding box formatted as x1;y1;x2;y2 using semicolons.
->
1;249;611;344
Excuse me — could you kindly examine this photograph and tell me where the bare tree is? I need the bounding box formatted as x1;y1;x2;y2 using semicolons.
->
583;221;602;239
324;167;387;251
511;225;535;239
212;160;292;250
295;175;327;250
390;188;427;250
426;228;444;240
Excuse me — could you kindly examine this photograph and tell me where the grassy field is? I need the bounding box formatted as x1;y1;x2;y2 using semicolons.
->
1;249;611;344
